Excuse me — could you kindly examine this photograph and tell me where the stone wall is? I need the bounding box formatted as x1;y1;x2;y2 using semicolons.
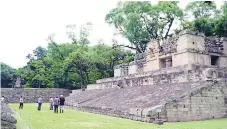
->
128;61;137;75
114;63;129;77
87;64;227;90
1;103;17;129
165;79;227;122
1;88;71;103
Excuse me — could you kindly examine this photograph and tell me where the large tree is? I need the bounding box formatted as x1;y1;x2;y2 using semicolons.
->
185;1;217;19
17;23;134;89
105;1;183;53
214;2;227;37
183;1;227;37
1;63;16;88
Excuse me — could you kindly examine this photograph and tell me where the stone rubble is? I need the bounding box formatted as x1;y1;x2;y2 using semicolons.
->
1;103;17;129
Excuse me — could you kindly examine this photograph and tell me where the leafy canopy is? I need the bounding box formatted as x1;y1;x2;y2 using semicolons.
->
105;1;183;53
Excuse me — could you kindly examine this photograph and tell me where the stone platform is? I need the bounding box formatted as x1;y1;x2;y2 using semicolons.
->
87;64;227;90
66;76;227;122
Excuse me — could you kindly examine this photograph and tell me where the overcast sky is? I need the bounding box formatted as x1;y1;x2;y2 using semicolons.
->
0;0;224;69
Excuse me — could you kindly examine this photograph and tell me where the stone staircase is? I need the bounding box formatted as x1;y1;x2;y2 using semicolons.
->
65;81;217;122
79;81;211;111
65;88;118;107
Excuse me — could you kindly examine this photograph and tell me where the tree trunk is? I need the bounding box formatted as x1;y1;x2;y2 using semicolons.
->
85;70;89;89
63;70;69;88
78;69;85;91
164;18;174;39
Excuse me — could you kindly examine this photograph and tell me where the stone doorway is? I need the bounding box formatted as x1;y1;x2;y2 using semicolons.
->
210;55;219;66
159;56;172;69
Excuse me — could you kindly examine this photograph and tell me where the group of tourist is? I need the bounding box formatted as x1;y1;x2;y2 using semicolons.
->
0;95;66;113
36;95;66;113
35;95;66;113
49;95;65;113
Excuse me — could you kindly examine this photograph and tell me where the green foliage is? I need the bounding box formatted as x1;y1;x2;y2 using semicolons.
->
105;1;183;53
223;2;227;14
214;2;227;37
183;1;227;37
17;24;134;89
106;1;226;48
185;1;217;18
193;18;215;36
1;63;16;88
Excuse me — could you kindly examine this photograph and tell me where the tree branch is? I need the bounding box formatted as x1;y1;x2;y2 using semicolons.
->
52;42;65;61
159;17;168;20
140;15;158;40
118;26;127;35
135;44;142;53
164;18;174;39
112;44;137;50
141;15;153;35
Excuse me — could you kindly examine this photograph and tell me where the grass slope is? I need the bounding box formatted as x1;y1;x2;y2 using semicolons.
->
9;103;227;129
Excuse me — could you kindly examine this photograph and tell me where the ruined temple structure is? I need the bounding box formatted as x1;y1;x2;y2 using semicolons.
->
113;30;227;76
66;30;227;123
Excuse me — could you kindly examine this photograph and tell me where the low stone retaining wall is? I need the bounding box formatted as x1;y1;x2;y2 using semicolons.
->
1;103;17;129
87;64;227;90
1;88;71;103
76;106;161;123
77;106;129;118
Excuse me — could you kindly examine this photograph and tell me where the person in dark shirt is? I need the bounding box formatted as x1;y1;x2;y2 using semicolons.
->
59;95;65;113
53;96;60;113
37;96;42;111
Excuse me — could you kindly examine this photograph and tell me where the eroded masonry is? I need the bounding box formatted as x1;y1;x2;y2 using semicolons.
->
65;30;227;122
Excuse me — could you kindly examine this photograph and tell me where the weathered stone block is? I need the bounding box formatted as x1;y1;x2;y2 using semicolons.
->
1;104;17;129
153;119;164;125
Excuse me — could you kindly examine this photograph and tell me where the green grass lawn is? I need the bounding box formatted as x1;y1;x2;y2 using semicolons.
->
9;103;227;129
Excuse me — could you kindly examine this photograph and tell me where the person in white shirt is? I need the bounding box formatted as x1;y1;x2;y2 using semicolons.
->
19;96;24;109
49;97;54;110
1;96;5;103
37;96;42;111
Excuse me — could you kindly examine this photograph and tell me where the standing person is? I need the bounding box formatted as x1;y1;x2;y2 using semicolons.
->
59;95;65;113
49;97;54;110
53;96;60;113
19;96;24;109
37;96;42;111
1;96;5;103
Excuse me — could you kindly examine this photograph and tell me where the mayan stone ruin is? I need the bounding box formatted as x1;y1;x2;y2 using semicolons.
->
1;103;17;129
64;30;227;123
